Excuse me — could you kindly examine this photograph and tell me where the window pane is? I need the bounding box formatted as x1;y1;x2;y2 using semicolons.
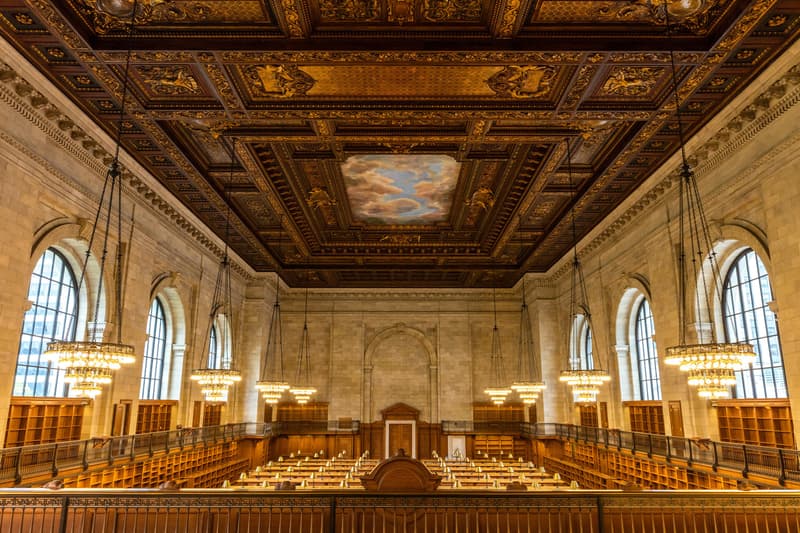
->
583;322;594;370
634;299;661;400
208;325;219;369
13;248;77;397
723;249;787;398
140;298;167;399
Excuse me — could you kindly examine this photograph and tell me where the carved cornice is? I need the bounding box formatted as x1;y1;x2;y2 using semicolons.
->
552;61;800;282
0;58;255;281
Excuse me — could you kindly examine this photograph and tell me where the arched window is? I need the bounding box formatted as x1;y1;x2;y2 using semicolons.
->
208;324;219;368
722;248;786;398
633;299;661;400
140;298;167;399
14;248;78;397
583;325;594;370
572;315;594;370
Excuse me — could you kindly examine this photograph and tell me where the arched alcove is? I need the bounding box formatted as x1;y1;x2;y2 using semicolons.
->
363;324;438;423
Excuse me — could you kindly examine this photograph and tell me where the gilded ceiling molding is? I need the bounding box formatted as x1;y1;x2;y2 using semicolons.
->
593;0;725;34
561;64;598;111
95;51;195;63
29;0;87;49
717;0;776;52
492;0;522;38
600;67;664;97
139;66;200;95
0;58;254;280
238;145;306;266
493;141;566;257
72;0;212;34
306;187;337;209
421;0;481;22
486;66;556;98
246;65;315;98
464;186;495;211
319;0;380;21
201;63;243;111
218;51;581;64
285;288;521;301
279;0;307;38
387;0;415;24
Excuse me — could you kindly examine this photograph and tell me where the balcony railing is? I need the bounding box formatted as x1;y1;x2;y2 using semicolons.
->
3;420;798;488
522;423;800;486
0;423;262;486
1;489;798;533
265;419;361;434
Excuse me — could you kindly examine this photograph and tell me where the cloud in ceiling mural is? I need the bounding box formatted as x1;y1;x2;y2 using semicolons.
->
342;154;459;224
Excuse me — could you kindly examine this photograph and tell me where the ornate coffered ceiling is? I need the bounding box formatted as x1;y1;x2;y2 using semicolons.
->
0;0;797;287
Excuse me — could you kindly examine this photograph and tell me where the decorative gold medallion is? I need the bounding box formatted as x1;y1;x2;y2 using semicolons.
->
487;66;556;98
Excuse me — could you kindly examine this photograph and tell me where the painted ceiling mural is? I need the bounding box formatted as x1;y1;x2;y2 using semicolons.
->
342;155;459;225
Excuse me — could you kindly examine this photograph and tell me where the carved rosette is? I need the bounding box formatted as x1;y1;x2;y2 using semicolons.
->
138;66;200;95
594;0;725;34
601;67;664;97
422;0;481;22
487;66;556;98
319;0;381;21
245;65;315;98
75;0;212;34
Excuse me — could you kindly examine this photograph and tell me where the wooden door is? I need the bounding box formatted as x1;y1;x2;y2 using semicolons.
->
599;402;609;428
192;401;202;427
388;423;413;457
111;401;130;436
669;400;684;437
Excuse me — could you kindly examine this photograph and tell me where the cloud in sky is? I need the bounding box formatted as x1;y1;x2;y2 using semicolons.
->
342;154;459;224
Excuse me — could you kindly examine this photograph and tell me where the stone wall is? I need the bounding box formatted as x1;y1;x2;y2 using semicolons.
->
0;33;799;446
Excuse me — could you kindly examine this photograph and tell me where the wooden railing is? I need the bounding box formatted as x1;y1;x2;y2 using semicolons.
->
0;423;259;486
4;420;798;487
1;489;798;533
523;423;800;486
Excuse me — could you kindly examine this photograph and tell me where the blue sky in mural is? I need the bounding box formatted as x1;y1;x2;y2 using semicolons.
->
342;154;460;224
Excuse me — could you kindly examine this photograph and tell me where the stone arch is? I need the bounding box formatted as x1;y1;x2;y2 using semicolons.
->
148;272;186;400
29;216;113;341
363;323;438;423
614;275;658;402
694;220;772;340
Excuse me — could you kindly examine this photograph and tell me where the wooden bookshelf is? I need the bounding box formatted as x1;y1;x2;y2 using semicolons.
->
606;451;737;489
557;439;737;490
715;399;795;449
4;398;85;447
473;435;528;459
473;402;524;422
64;441;247;488
578;404;598;427
625;401;665;435
543;456;625;489
276;401;328;421
136;400;176;434
568;442;600;468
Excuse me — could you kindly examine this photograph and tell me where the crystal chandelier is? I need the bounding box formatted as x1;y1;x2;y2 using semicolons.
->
256;222;290;404
557;140;610;403
484;270;511;405
511;277;545;404
289;286;317;404
190;138;242;402
43;6;140;398
660;4;755;398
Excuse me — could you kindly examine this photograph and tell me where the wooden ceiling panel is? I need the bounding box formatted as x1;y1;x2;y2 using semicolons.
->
0;0;797;287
